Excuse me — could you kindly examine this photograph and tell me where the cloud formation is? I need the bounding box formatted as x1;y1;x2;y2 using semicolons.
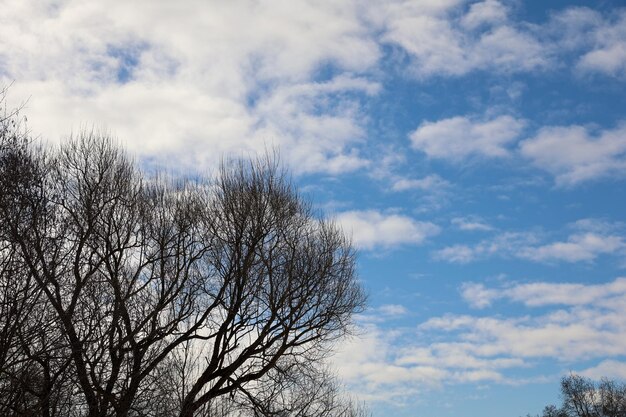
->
334;276;626;403
336;210;440;250
2;0;623;183
391;174;451;192
578;17;626;77
519;123;626;186
0;0;382;175
451;216;494;232
410;115;525;161
461;277;626;309
434;220;626;264
378;0;550;77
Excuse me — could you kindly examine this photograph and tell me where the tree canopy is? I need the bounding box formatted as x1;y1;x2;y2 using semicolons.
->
0;96;367;417
528;375;626;417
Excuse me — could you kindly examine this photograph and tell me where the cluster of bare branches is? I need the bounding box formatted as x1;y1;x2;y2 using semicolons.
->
0;97;368;417
528;375;626;417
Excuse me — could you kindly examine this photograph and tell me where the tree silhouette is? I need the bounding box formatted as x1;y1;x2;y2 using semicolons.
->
0;96;366;417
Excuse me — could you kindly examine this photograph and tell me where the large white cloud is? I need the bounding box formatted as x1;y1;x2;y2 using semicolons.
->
519;123;626;186
377;0;551;78
335;210;439;250
0;0;381;175
410;115;525;161
1;0;622;180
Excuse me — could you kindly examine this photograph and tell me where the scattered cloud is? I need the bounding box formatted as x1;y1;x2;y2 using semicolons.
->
378;0;550;77
434;221;625;264
433;231;537;263
358;304;410;323
460;0;508;30
460;282;500;309
461;277;626;309
580;360;626;380
391;174;450;192
1;0;623;182
421;277;626;368
519;233;625;263
410;115;525;161
335;276;626;402
519;123;626;186
451;216;494;232
568;9;626;77
378;304;410;316
336;210;439;250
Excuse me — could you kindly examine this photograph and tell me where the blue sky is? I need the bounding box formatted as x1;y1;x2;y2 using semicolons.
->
2;1;626;416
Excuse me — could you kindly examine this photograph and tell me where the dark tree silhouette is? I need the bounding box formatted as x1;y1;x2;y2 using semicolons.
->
527;375;626;417
0;95;366;417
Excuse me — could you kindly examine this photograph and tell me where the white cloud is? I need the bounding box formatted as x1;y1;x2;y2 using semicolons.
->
377;2;626;80
332;325;442;404
357;304;410;324
545;7;603;51
378;0;550;77
451;216;493;232
576;10;626;77
423;277;626;362
378;304;409;317
332;323;505;404
580;360;626;380
422;313;626;361
433;231;537;263
2;0;623;183
0;0;381;175
335;210;439;250
434;222;625;264
434;244;479;263
520;123;626;185
391;174;450;192
334;277;626;403
519;233;625;263
461;277;626;309
460;0;508;30
410;115;525;161
460;283;500;309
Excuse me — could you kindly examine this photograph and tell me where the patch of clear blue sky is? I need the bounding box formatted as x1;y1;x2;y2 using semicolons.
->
106;43;148;83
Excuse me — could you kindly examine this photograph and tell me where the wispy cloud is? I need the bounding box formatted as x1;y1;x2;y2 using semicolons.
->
547;7;626;78
461;277;626;309
451;216;494;232
391;174;451;192
519;233;625;263
580;360;626;380
357;304;410;324
434;220;626;264
335;277;626;402
433;231;537;263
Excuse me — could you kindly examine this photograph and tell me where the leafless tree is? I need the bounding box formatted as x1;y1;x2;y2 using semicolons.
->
0;98;366;417
528;375;626;417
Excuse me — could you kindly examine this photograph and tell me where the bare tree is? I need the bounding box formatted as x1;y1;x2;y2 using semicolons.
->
1;92;76;417
0;103;366;417
527;375;626;417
